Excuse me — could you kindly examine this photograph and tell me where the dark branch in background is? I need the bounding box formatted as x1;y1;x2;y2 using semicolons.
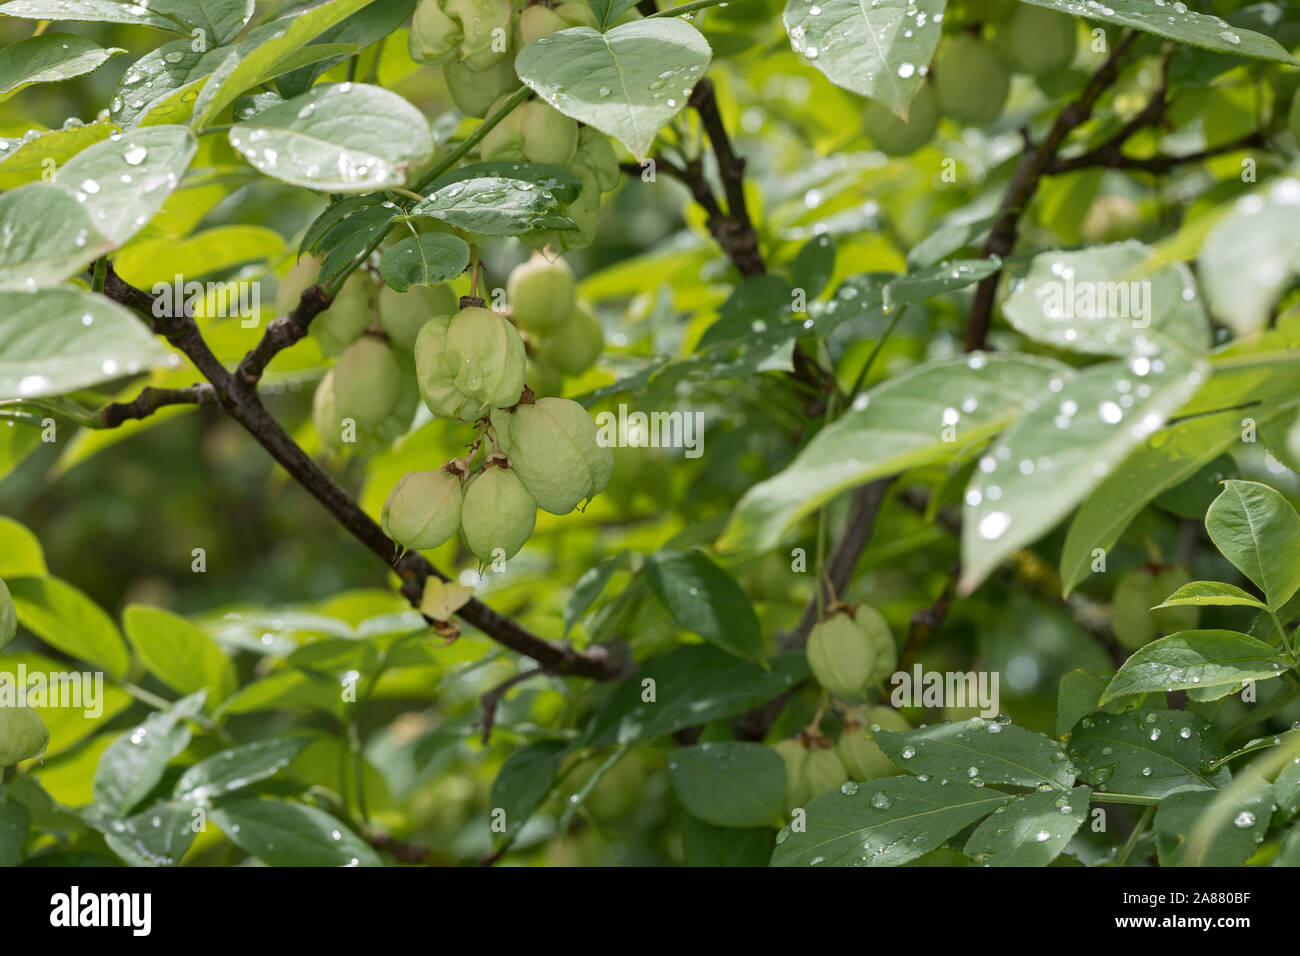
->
99;383;216;427
478;667;545;744
964;37;1273;351
897;563;961;672
623;77;838;408
99;266;617;682
964;32;1139;351
732;478;894;741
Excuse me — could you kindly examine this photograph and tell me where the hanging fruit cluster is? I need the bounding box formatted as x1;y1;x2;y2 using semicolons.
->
376;253;611;566
773;707;912;814
862;3;1080;156
408;0;627;249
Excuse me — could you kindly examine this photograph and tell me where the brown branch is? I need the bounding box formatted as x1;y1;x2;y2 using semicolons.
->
1049;131;1267;175
731;478;894;741
896;563;961;672
99;268;618;682
99;383;217;428
478;667;545;745
964;31;1139;352
233;283;333;392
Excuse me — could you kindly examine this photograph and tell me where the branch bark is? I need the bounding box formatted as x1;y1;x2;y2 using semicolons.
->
100;266;617;681
731;478;894;741
964;32;1139;352
99;383;217;428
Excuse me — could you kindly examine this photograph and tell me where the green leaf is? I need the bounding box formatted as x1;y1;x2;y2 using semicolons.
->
681;816;773;867
92;692;206;818
209;798;382;866
1199;179;1300;337
274;0;414;98
668;742;785;828
0;794;29;865
167;0;255;45
563;550;629;637
1154;778;1273;866
584;0;639;31
100;800;196;866
883;259;1002;311
194;0;378;127
718;353;1066;555
1016;0;1295;64
1001;243;1210;358
1275;757;1300;821
0;288;171;402
6;575;131;678
963;786;1090;866
377;233;469;292
107;40;214;129
1100;630;1289;704
1059;408;1280;596
782;0;946;118
960;355;1209;594
0;651;131;757
0;0;183;32
173;737;311;804
876;719;1075;790
52;124;197;245
770;776;1010;867
1055;670;1111;738
0;516;46;577
1;577;15;650
515;20;712;161
1205;479;1300;610
0;34;124;102
228;82;432;193
213;668;345;717
411;162;583;236
583;645;808;747
1067;710;1230;797
488;739;568;846
790;234;835;299
643;550;763;661
0;123;117;189
114;224;285;288
1154;581;1268;611
122;604;237;707
0;183;113;288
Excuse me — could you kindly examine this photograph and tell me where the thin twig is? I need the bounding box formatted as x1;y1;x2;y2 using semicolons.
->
99;384;217;428
478;667;546;744
964;31;1139;351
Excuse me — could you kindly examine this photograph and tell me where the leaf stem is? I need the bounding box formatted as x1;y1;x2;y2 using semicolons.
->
648;0;739;18
1115;804;1155;866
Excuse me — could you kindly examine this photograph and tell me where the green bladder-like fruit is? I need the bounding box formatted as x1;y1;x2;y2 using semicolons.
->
837;706;910;780
507;252;576;333
573;126;621;193
525;354;562;397
481;97;579;168
806;604;894;701
1111;566;1198;651
0;578;14;650
460;461;537;562
444;56;518;118
803;746;849;797
1002;6;1077;76
0;704;49;766
863;81;939;156
382;467;464;550
934;36;1010;125
541;302;603;375
773;738;810;815
494;397;613;514
414;306;527;420
378;282;458;350
517;1;596;45
311;271;374;357
409;0;513;71
332;336;403;429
